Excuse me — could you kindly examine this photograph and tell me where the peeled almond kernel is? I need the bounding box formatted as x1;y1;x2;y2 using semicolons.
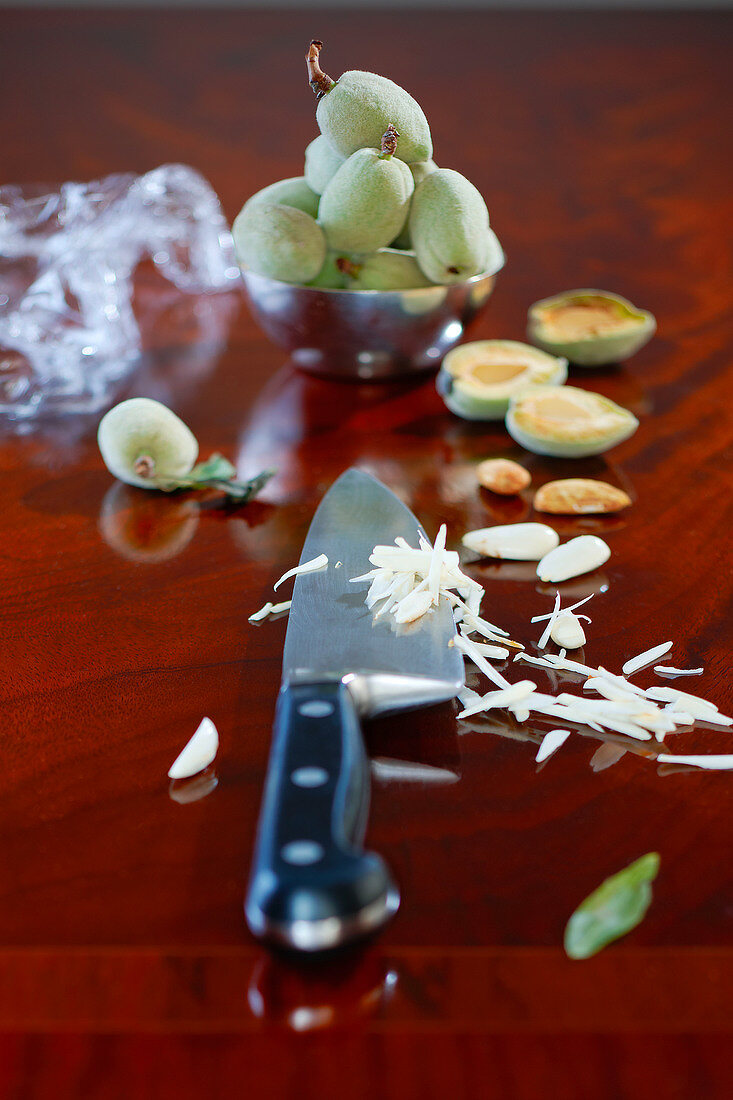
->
550;611;586;649
463;523;559;561
535;478;631;515
537;535;611;582
168;717;219;780
476;458;531;495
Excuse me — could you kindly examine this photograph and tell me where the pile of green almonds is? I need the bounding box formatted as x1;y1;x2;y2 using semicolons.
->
233;40;502;292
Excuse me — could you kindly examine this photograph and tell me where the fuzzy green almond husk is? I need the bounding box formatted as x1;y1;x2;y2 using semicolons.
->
527;289;656;367
409;169;492;285
317;74;432;163
307;41;433;164
243;176;321;220
317;139;414;254
391;159;439;250
306;250;352;289
98;398;275;502
98;398;198;489
233;202;327;285
308;248;437;291
505;384;639;457
304;135;345;195
436;340;568;421
341;249;433;291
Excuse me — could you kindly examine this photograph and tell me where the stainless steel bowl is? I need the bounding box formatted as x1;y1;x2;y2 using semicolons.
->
241;255;505;381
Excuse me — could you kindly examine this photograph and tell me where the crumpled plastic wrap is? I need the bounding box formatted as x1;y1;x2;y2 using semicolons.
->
0;163;241;418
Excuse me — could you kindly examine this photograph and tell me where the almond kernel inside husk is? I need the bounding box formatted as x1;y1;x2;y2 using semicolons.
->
471;362;529;385
538;299;640;342
521;391;595;422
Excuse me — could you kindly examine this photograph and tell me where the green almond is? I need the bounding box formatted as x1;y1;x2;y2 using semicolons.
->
528;289;656;367
437;340;568;421
505;384;638;457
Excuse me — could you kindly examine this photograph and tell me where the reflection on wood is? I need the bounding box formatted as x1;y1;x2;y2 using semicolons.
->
1;6;731;1092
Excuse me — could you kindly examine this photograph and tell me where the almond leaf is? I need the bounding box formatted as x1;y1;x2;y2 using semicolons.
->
564;852;660;960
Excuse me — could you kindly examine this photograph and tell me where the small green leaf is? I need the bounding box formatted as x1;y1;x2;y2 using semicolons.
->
189;453;237;482
164;465;275;503
216;467;276;501
564;852;660;960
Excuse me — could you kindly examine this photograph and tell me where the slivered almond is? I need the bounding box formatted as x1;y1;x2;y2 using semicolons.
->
534;479;631;515
536;729;571;763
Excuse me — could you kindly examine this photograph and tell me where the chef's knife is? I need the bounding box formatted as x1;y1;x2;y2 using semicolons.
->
245;468;464;952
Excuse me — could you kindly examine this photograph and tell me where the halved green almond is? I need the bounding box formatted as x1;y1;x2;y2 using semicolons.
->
436;340;568;421
527;289;656;367
505;385;639;457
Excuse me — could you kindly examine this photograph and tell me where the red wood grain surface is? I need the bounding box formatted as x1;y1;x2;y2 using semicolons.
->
0;8;732;1098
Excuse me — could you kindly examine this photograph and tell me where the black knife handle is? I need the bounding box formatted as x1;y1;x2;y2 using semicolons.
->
245;679;400;951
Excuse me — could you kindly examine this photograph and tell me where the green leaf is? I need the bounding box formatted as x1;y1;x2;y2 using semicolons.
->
214;467;276;501
189;453;237;482
165;465;276;503
564;852;660;960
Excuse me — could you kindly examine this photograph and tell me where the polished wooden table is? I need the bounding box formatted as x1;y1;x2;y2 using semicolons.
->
1;8;732;1098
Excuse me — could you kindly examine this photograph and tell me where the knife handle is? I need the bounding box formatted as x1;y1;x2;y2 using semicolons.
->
245;680;400;952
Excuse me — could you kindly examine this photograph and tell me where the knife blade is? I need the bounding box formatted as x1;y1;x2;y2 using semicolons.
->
245;468;464;951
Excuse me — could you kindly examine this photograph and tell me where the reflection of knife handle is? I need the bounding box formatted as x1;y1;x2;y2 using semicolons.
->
245;679;400;951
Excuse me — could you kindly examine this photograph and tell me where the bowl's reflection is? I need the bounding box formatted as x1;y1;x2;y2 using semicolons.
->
232;362;434;507
241;259;503;381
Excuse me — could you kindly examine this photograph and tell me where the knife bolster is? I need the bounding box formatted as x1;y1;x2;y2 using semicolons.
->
344;670;465;717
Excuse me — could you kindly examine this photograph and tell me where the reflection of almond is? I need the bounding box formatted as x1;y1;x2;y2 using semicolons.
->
476;458;531;495
534;479;631;515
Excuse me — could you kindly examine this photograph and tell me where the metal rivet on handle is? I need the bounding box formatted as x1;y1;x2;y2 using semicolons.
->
298;700;334;718
281;840;324;865
291;766;329;788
